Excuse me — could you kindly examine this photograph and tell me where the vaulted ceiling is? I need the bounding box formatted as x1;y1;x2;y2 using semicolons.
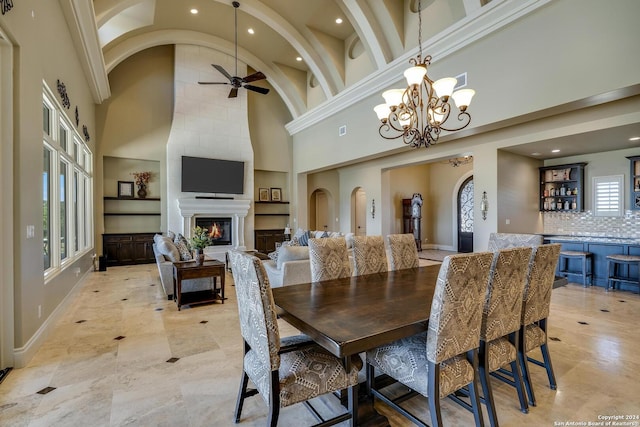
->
74;0;481;118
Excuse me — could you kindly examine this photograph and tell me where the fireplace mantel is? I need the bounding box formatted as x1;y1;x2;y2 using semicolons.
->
177;198;251;259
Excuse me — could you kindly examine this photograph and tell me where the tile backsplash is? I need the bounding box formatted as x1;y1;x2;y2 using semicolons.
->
543;210;640;238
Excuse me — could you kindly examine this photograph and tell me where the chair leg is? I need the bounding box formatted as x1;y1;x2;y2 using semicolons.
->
539;319;557;390
540;343;557;390
607;260;614;291
510;360;529;414
366;362;375;397
234;371;249;423
348;382;359;427
268;370;281;427
427;361;443;427
479;342;498;427
467;350;485;427
518;328;536;406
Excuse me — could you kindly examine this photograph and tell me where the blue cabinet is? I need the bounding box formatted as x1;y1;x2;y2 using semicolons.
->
549;237;640;291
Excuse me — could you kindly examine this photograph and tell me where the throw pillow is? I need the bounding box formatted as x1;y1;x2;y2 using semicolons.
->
174;234;192;261
321;231;329;238
157;237;180;262
298;232;309;246
167;230;176;240
277;245;310;270
174;233;191;251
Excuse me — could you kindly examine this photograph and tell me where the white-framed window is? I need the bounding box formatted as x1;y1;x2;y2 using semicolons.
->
593;175;623;217
43;83;93;278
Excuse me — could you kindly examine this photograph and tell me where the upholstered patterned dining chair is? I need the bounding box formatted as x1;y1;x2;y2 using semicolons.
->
386;233;420;271
308;236;352;282
351;235;388;275
228;250;362;426
366;251;494;427
476;246;533;426
518;243;561;407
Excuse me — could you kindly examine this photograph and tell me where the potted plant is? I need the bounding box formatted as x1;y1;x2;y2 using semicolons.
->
189;226;212;264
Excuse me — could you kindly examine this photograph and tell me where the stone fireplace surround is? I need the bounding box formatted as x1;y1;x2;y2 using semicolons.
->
177;198;251;261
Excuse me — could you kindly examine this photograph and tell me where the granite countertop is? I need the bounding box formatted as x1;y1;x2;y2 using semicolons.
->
545;235;640;245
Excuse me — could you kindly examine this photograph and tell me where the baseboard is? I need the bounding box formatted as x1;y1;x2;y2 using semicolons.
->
422;243;456;251
13;268;91;368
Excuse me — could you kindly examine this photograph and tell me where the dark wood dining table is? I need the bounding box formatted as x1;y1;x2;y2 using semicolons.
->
271;264;441;426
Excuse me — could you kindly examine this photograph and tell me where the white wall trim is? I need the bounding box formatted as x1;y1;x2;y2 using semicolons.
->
13;268;92;368
0;25;15;369
59;0;111;103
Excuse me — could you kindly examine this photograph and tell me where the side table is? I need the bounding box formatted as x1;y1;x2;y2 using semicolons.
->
172;260;225;310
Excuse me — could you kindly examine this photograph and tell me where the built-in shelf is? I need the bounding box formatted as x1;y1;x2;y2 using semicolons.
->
104;212;161;216
104;197;160;201
255;201;290;204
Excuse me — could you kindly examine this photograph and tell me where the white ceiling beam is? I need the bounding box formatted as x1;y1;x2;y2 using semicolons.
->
338;0;391;68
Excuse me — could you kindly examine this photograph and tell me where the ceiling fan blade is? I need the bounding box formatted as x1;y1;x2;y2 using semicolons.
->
212;64;233;81
244;84;270;95
228;87;239;98
242;71;266;83
198;81;230;85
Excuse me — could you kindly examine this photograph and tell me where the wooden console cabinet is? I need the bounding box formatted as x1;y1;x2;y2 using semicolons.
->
254;229;285;253
102;232;157;266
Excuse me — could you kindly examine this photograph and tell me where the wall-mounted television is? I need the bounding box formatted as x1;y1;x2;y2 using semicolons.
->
181;156;245;194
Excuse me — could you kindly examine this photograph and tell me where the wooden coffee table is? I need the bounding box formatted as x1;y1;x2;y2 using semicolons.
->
172;260;225;310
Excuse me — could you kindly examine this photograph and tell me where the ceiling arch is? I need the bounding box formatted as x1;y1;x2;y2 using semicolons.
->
104;29;306;118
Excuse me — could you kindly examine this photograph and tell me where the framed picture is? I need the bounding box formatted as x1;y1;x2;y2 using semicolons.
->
118;181;134;198
270;187;282;202
258;188;270;202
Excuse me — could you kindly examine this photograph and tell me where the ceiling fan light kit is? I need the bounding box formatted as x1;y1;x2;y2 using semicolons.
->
197;1;270;98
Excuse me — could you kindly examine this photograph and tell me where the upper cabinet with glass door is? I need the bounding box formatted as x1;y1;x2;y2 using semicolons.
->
627;156;640;210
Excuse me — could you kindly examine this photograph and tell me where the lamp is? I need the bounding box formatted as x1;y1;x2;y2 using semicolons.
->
373;0;474;148
371;199;375;219
284;224;291;241
481;191;488;220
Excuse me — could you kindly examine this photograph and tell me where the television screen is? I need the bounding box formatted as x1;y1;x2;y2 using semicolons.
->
181;156;245;194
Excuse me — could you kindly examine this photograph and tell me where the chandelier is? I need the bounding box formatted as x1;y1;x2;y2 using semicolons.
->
374;0;475;148
445;155;473;167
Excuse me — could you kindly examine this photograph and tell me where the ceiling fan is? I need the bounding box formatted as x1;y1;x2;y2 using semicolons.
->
198;1;270;98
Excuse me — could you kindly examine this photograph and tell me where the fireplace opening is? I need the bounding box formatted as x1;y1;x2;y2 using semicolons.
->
195;217;232;246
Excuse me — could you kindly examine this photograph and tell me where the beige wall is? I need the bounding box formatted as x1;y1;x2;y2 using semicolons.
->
1;2;96;359
95;45;174;243
249;78;293;172
497;151;543;234
388;163;430;240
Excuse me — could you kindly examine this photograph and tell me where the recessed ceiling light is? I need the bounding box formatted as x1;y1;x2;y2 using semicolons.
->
190;8;198;14
296;57;302;62
247;28;255;34
551;149;561;153
335;18;343;24
630;136;640;141
532;152;541;156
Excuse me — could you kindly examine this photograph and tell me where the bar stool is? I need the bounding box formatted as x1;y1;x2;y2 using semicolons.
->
558;250;593;287
606;254;640;293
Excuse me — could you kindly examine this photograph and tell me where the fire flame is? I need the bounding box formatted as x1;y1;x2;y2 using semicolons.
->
209;223;223;239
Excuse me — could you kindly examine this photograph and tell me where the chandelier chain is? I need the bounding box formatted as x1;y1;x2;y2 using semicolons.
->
418;0;422;63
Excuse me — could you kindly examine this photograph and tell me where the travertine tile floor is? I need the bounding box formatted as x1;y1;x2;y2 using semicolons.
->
1;264;639;426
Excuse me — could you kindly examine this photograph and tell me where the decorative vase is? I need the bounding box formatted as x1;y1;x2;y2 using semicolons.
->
194;248;205;265
137;183;147;199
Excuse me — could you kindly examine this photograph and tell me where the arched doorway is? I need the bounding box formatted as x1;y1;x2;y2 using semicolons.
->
351;187;367;236
458;176;474;252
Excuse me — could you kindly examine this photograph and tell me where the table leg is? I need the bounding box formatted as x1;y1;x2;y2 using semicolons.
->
220;269;225;303
176;276;182;311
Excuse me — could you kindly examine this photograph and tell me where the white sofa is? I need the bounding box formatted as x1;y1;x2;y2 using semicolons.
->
261;230;354;287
